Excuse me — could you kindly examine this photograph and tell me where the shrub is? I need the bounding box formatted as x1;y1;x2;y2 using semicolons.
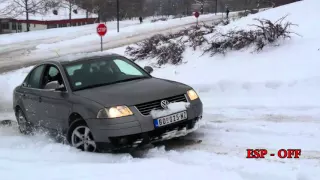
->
151;17;168;23
125;16;297;65
204;16;297;55
125;34;185;65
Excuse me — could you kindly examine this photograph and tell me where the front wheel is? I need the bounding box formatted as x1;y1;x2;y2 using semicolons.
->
16;109;34;135
68;122;97;152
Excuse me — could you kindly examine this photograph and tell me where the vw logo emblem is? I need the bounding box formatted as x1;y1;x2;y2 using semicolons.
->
160;100;170;109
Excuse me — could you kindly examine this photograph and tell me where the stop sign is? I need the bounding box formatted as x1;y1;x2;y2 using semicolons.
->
194;11;200;18
97;23;107;37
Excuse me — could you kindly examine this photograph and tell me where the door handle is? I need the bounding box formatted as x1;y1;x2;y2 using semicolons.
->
39;97;42;102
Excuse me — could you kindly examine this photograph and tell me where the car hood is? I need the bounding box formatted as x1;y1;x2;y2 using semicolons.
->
73;77;191;107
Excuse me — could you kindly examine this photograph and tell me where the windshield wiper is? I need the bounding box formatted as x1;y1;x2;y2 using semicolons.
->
75;82;114;91
113;76;150;84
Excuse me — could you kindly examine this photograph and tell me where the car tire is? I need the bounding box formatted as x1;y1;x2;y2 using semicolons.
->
15;108;34;135
67;120;98;153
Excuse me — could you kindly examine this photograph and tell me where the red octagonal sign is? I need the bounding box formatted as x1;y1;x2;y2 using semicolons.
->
97;23;107;37
194;11;200;18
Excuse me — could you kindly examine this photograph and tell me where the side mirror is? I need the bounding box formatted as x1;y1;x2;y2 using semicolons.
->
55;85;67;92
44;81;66;91
144;66;153;74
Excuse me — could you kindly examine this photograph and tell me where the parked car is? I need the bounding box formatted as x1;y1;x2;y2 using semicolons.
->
13;53;203;152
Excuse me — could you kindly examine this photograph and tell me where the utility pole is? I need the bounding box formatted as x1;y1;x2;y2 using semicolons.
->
215;0;218;14
117;0;119;32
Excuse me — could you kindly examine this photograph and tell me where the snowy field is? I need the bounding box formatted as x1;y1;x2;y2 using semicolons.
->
1;0;320;179
0;13;229;61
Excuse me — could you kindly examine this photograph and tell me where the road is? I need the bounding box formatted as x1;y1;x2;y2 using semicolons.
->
0;17;227;73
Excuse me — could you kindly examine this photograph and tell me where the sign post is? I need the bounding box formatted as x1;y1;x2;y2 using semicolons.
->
97;23;107;51
194;11;200;26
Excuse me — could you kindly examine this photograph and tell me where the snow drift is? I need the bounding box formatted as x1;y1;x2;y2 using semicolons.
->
118;0;320;109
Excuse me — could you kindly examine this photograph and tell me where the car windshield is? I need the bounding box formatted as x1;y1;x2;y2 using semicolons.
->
63;56;151;91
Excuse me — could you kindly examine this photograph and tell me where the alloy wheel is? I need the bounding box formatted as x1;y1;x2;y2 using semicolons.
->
71;126;97;152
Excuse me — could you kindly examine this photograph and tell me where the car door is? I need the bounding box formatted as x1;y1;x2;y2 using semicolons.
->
20;65;45;125
38;64;72;131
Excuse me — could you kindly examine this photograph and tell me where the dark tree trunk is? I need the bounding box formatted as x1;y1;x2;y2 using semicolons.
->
25;0;30;32
69;2;72;26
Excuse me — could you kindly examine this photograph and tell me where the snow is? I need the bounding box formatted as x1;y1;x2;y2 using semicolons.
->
0;12;236;70
33;13;226;51
150;102;190;119
1;0;320;179
0;19;141;45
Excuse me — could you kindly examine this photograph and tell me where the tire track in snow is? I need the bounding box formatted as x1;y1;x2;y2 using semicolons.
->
1;111;320;162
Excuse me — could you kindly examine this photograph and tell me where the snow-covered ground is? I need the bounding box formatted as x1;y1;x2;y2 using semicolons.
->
0;13;226;50
0;13;236;71
1;0;320;179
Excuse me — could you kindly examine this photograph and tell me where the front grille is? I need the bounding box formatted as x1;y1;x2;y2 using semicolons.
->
135;94;188;115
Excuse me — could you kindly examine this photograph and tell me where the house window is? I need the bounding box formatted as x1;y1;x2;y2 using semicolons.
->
2;22;9;29
18;23;22;30
58;24;67;28
12;23;17;30
34;24;36;27
47;24;57;29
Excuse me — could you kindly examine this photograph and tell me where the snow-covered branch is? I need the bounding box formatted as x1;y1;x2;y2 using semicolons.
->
125;16;297;66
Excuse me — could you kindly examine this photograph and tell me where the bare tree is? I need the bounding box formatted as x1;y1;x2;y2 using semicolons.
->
194;0;205;13
0;0;59;31
56;0;78;26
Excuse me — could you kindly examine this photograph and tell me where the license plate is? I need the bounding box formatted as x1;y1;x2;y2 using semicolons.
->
154;111;188;127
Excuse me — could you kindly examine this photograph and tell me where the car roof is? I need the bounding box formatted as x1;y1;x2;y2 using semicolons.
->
44;52;122;66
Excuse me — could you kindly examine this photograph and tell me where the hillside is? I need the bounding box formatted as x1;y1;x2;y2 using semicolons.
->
109;0;320;108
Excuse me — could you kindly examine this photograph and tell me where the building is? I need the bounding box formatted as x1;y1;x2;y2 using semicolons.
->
0;0;98;34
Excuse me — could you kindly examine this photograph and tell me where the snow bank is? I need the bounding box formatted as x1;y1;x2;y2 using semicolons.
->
0;67;32;109
150;102;190;119
0;20;139;45
108;0;320;108
34;13;224;51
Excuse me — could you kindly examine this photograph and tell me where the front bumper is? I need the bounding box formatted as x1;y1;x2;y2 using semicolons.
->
86;98;203;149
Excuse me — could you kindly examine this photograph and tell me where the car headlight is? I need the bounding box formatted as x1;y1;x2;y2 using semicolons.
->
187;89;199;101
97;106;133;119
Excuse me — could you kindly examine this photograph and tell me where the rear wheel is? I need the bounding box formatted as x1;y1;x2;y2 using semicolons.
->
16;109;34;135
68;122;97;152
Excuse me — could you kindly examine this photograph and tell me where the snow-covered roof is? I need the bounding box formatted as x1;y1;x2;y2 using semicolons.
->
0;0;98;21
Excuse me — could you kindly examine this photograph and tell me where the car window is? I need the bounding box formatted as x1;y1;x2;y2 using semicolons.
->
27;65;45;89
41;65;65;89
114;59;143;76
66;64;82;75
48;66;58;77
63;56;150;91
